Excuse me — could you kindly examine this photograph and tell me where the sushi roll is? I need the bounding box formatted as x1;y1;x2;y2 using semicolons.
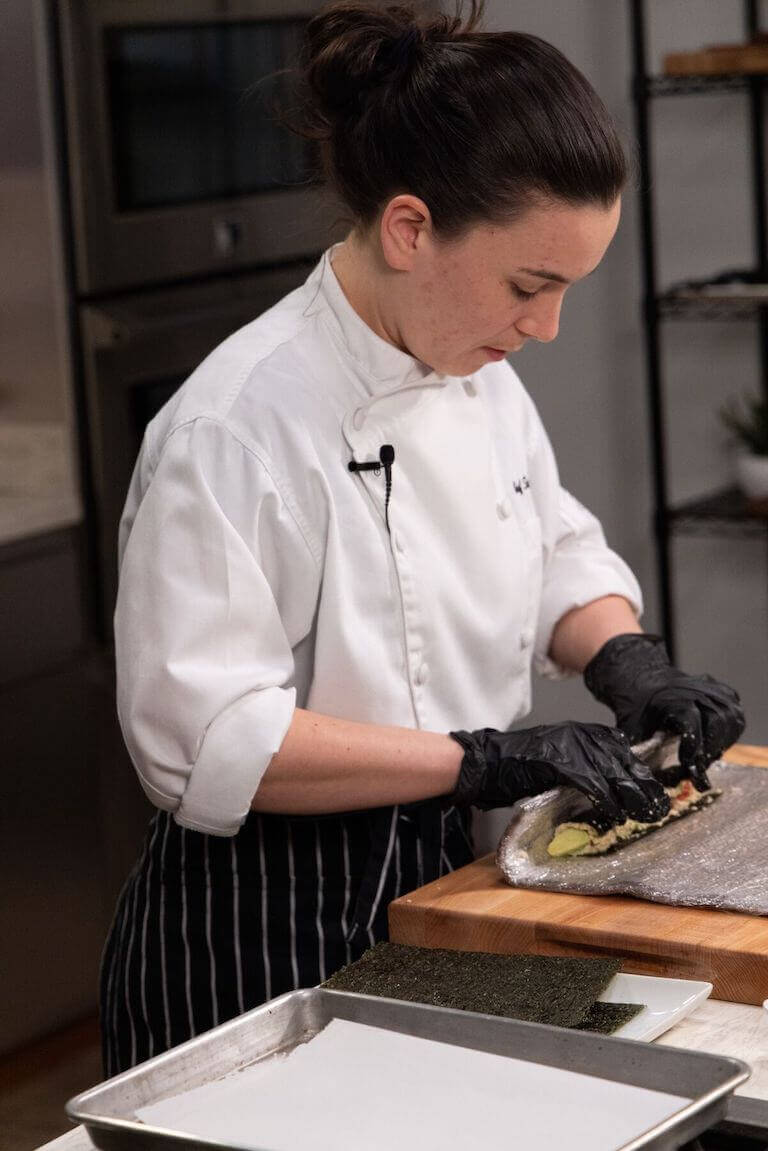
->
546;762;721;858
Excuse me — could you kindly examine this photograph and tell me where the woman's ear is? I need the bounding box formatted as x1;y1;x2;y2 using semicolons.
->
379;194;432;272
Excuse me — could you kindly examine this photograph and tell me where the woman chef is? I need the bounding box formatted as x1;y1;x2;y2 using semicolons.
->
101;0;744;1073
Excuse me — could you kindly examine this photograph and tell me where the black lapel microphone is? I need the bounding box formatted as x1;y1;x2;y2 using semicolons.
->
348;444;395;532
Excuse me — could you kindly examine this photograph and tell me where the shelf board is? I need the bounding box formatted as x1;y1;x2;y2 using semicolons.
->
646;74;764;97
656;291;767;320
668;486;768;537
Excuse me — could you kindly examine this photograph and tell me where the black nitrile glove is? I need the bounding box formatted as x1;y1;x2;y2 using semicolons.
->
584;633;745;789
448;722;670;825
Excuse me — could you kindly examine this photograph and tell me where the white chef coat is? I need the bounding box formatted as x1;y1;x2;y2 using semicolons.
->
114;244;642;836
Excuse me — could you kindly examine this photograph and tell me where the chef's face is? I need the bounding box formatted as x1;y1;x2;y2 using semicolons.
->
380;194;621;376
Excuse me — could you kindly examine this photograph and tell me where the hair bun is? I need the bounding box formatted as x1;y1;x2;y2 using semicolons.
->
290;4;626;246
300;3;423;118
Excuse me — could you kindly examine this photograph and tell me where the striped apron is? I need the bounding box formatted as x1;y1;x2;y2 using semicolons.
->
99;799;474;1075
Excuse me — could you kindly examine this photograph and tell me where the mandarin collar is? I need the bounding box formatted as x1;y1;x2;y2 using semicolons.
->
309;243;457;397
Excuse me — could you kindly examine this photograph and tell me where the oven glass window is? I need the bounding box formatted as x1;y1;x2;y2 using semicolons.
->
106;21;315;212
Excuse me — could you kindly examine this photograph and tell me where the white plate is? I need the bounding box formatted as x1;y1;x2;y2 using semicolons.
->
598;972;712;1041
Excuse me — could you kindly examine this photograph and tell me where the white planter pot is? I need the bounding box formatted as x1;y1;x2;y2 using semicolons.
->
735;452;768;500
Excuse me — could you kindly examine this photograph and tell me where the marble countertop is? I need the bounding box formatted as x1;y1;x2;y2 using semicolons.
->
656;997;768;1097
0;422;82;546
38;998;768;1151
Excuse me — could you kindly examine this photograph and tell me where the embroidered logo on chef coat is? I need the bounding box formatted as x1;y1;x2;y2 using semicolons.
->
513;475;531;495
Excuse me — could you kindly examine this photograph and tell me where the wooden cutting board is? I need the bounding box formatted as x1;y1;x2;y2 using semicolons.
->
388;745;768;1005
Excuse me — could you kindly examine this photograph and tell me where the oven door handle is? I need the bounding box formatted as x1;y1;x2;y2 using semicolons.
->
82;297;276;349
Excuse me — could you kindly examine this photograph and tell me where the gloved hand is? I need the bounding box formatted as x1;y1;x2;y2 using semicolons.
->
584;633;745;789
448;722;670;824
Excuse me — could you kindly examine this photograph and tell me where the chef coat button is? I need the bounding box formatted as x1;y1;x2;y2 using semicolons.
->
393;532;405;554
520;628;535;650
353;409;366;431
463;378;477;397
497;496;513;519
415;662;429;686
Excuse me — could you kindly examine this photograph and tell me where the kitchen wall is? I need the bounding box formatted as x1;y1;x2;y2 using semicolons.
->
476;0;768;849
0;1;71;424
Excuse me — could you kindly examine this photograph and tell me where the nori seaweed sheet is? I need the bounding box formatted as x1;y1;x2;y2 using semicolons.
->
577;1002;645;1033
323;942;625;1029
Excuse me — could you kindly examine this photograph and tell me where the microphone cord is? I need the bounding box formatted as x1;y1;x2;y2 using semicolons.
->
348;444;395;533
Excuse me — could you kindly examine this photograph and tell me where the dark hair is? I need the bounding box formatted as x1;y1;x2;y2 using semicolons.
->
294;0;626;239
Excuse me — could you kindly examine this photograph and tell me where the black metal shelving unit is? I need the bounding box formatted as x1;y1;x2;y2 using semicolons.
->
629;0;768;661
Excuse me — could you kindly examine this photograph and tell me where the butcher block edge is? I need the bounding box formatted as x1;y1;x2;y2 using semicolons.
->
388;745;768;1006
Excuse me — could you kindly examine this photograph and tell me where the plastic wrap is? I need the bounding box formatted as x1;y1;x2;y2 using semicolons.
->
496;742;768;916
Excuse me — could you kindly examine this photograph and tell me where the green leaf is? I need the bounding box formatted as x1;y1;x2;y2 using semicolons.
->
719;393;768;455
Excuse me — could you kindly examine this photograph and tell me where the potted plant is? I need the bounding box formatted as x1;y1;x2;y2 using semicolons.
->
720;393;768;500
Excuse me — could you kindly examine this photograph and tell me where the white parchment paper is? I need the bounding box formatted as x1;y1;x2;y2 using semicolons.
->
137;1019;687;1151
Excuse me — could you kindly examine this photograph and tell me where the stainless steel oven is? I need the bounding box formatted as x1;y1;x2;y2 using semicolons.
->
56;0;341;295
80;261;315;628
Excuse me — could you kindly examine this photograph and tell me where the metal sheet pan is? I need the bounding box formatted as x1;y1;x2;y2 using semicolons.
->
497;761;768;915
67;988;749;1151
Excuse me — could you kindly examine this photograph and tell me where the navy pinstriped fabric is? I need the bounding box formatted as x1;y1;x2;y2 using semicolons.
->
99;802;474;1075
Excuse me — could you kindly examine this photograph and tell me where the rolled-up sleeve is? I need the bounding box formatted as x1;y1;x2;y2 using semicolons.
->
114;417;320;835
528;408;643;680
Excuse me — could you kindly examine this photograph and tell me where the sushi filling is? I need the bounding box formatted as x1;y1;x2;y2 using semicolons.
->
547;777;720;858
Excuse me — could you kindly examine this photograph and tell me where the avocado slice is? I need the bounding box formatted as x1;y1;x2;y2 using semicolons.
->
547;827;592;857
